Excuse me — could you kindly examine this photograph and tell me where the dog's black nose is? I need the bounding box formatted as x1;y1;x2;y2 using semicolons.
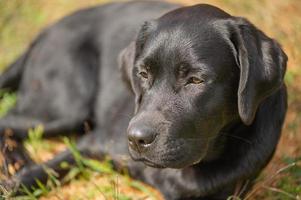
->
128;125;156;151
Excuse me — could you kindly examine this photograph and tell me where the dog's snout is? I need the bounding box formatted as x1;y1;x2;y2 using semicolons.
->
128;125;157;151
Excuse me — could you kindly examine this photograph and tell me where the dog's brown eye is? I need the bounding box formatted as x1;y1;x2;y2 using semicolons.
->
138;71;148;79
187;77;204;84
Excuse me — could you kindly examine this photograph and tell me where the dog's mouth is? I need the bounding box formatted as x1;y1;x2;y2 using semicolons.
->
141;159;165;168
128;137;211;168
130;155;165;168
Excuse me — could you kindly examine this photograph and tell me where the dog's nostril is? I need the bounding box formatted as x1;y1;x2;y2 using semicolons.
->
138;139;148;146
128;126;156;149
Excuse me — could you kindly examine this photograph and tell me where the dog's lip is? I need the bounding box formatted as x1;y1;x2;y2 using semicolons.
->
131;156;165;168
142;159;165;168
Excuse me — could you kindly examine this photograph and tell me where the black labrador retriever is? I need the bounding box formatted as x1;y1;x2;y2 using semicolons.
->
0;1;287;199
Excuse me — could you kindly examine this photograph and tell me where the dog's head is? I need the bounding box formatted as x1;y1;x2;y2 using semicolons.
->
119;4;287;168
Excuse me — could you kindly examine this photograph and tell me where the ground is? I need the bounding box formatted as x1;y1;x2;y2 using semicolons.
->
0;0;300;199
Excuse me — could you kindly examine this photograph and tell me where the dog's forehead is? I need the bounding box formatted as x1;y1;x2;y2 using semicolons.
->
137;4;235;74
140;24;233;74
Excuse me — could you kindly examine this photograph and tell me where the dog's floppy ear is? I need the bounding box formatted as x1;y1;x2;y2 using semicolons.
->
228;18;287;125
118;42;136;92
118;21;157;92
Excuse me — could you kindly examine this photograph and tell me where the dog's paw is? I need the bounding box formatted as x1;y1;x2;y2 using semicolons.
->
0;130;32;176
0;177;20;196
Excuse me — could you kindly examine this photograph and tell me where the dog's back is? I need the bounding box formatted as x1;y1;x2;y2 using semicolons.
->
0;1;179;131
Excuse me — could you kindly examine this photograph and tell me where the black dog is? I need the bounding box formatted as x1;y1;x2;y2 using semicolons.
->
0;1;287;199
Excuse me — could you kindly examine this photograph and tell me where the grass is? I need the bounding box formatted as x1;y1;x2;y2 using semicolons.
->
1;124;160;200
0;0;300;199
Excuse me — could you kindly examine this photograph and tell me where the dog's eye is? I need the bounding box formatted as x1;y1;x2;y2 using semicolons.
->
187;77;204;85
138;71;148;79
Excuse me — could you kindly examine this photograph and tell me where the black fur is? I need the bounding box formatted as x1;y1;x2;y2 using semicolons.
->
0;1;287;199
